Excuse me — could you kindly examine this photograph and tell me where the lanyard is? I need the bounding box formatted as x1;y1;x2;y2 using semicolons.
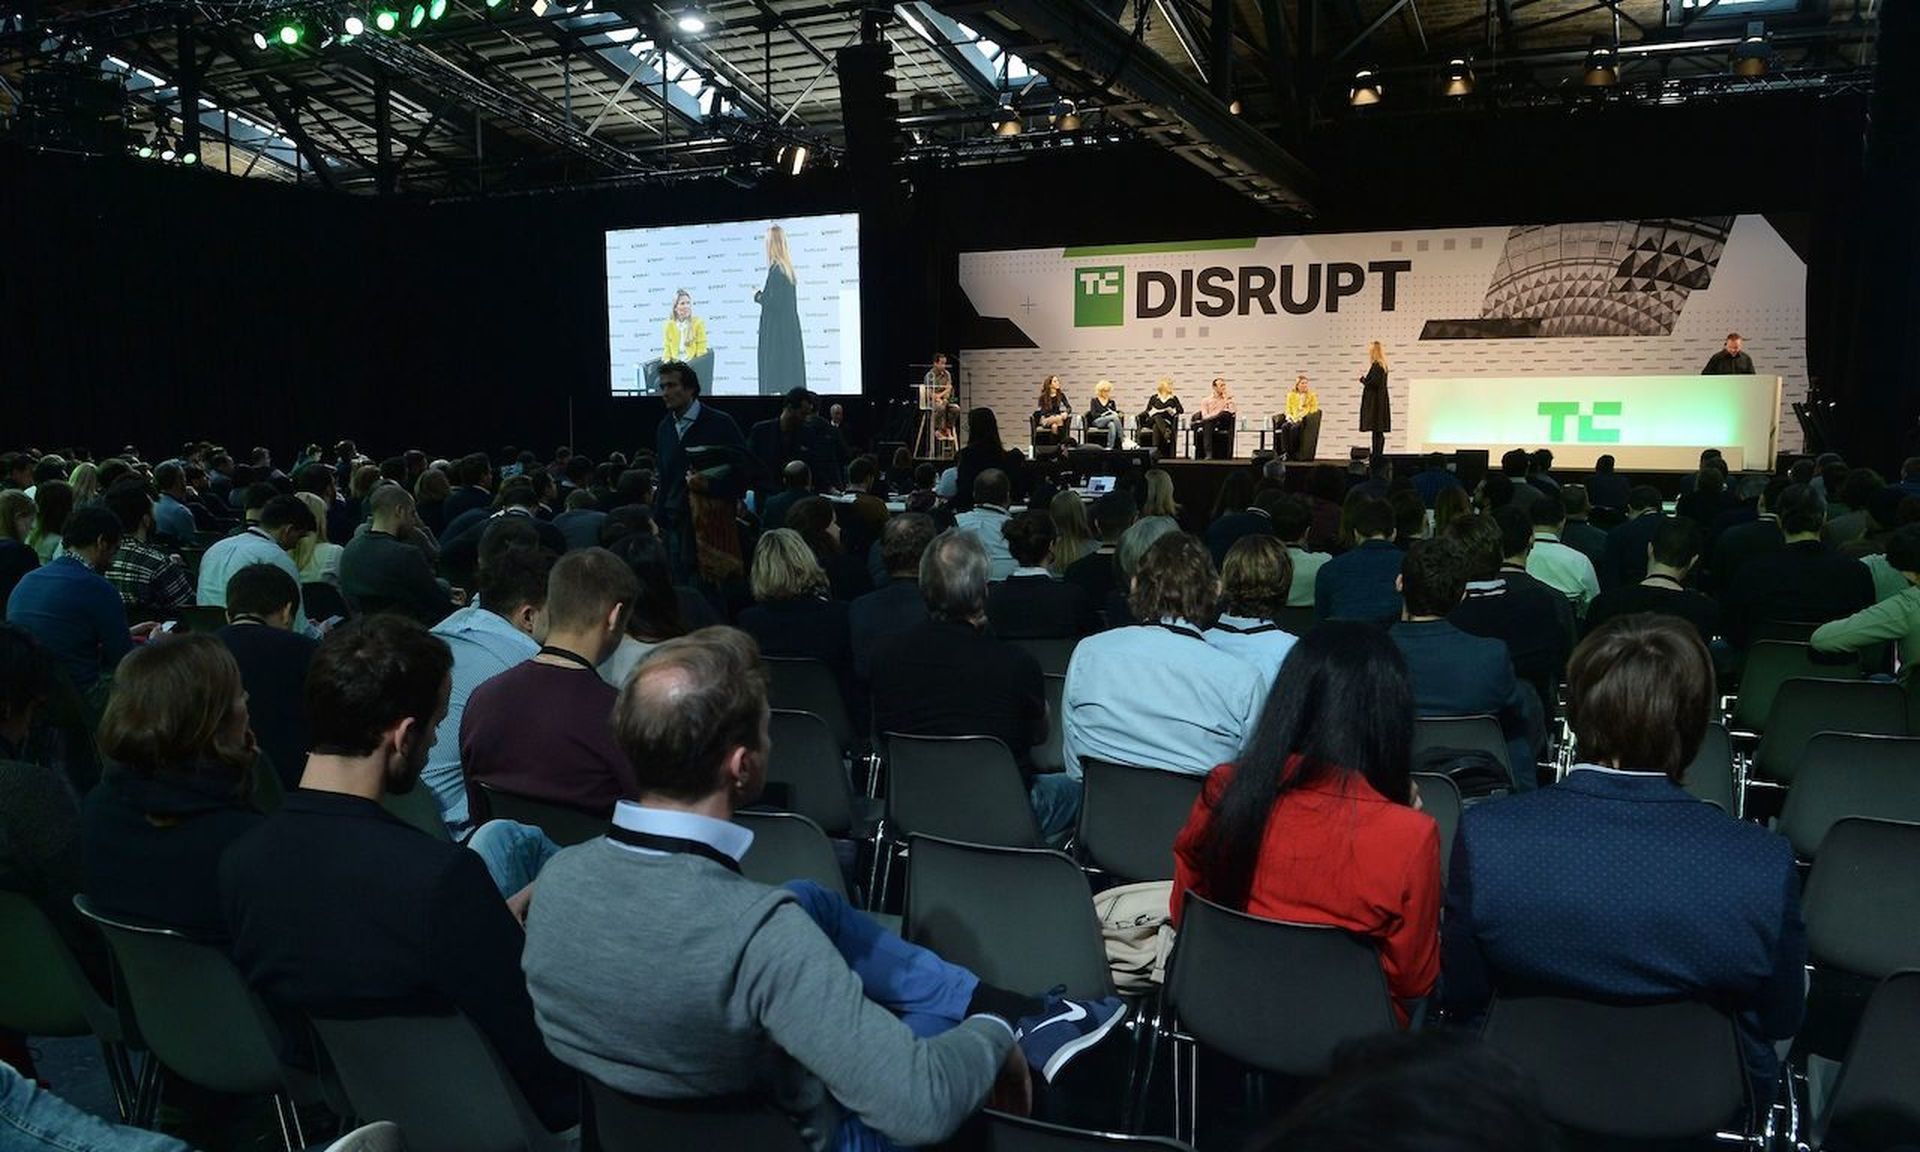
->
536;645;599;672
605;826;742;873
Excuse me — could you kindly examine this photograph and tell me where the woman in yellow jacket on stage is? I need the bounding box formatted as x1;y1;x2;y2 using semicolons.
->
1277;374;1320;459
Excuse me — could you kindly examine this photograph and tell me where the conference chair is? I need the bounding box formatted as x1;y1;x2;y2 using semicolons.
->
904;834;1113;1002
382;785;453;841
1011;636;1079;678
735;810;852;901
302;581;350;623
582;1076;806;1152
326;1122;407;1152
311;1013;576;1152
1163;893;1395;1144
74;896;315;1147
1814;970;1920;1152
1410;715;1511;777
765;656;863;766
767;708;873;838
1794;818;1920;1064
1776;734;1920;860
1076;758;1204;883
879;733;1043;905
28;666;102;796
1410;772;1462;877
1681;721;1737;813
1480;994;1756;1145
1727;641;1862;738
170;604;231;634
473;781;607;847
965;1110;1195;1151
0;892;144;1122
1031;674;1066;776
1749;679;1908;786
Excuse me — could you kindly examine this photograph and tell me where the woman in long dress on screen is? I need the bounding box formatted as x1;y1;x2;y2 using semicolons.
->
755;225;807;395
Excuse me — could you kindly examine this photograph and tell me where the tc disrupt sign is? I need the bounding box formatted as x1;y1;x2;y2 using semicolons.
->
1074;260;1413;327
1538;401;1623;444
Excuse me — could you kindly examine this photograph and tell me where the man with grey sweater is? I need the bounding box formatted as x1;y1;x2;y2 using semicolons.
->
522;627;1123;1151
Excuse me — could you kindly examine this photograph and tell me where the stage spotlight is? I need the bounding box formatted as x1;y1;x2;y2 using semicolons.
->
676;12;706;33
1443;58;1474;96
993;104;1022;136
484;0;505;8
252;30;269;48
1733;22;1769;77
1228;97;1243;115
136;143;155;158
531;0;550;15
1349;69;1381;106
1048;99;1081;131
779;143;809;176
428;0;447;19
276;20;303;45
408;3;426;27
343;14;365;34
373;6;399;29
180;151;198;165
1583;45;1619;86
160;147;175;160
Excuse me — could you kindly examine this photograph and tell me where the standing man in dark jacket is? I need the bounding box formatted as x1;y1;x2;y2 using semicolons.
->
654;361;748;582
1702;332;1756;375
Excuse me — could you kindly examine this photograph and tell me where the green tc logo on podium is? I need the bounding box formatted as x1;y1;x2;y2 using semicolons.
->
1074;266;1125;327
1538;401;1623;444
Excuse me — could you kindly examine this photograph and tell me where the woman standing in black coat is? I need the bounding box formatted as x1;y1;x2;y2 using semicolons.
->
755;225;807;395
1359;341;1391;463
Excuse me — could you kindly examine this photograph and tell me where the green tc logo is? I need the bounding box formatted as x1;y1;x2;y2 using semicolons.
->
1073;266;1125;327
1538;401;1622;444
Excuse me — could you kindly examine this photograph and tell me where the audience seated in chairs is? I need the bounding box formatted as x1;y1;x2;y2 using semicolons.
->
1523;495;1600;619
1104;516;1181;629
952;469;1017;583
987;510;1094;640
5;506;144;694
1441;613;1807;1100
1062;492;1135;613
1063;531;1265;781
460;548;638;821
0;490;39;609
100;479;193;614
1584;516;1720;645
737;528;857;719
1811;522;1920;680
218;564;319;794
80;633;263;938
1444;510;1574;716
760;462;814;542
421;538;557;834
339;485;457;627
1175;621;1440;1025
521;627;1125;1151
1722;483;1875;649
849;513;935;687
195;495;318;636
1599;484;1668;590
1046;489;1098;575
221;615;577;1134
1390;536;1545;787
870;530;1077;842
787;495;872;602
1202;473;1270;568
1312;498;1403;622
1203;535;1299;695
1274;495;1330;609
597;531;689;690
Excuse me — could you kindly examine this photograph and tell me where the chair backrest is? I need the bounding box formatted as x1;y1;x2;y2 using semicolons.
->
1802;818;1920;980
1819;970;1920;1152
302;582;350;623
1411;715;1511;773
1077;758;1203;882
905;835;1113;999
74;896;288;1097
1165;893;1393;1079
1031;674;1066;776
582;1076;807;1152
885;734;1043;848
1680;721;1736;812
312;1014;565;1152
766;709;855;836
1729;641;1862;735
1011;637;1078;678
1778;734;1920;859
382;785;453;842
1752;678;1908;784
474;782;606;847
172;604;232;634
1409;772;1462;877
1750;619;1821;644
0;891;114;1039
764;658;854;753
1481;994;1747;1141
326;1121;407;1152
975;1110;1194;1151
735;810;849;901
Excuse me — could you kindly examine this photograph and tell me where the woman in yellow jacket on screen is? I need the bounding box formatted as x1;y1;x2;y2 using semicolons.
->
661;289;709;362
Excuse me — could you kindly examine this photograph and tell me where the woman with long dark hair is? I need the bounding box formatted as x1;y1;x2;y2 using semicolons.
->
953;407;1014;513
598;532;688;689
1171;621;1440;1022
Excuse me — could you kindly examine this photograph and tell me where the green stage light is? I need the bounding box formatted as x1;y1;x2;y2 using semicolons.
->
428;0;447;18
137;144;155;158
277;20;303;44
374;6;399;29
408;3;426;27
180;151;198;165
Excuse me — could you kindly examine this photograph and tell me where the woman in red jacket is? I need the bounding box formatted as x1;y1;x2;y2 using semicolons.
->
1171;621;1442;1023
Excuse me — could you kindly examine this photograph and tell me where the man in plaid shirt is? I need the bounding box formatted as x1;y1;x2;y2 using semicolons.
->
101;479;193;612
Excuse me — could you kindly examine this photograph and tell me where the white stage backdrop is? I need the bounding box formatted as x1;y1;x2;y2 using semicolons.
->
955;215;1807;459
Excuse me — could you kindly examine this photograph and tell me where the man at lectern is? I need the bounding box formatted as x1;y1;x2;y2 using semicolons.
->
1702;332;1755;375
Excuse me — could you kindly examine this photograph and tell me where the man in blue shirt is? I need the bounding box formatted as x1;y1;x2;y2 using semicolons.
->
197;496;319;634
423;544;556;832
1314;498;1404;622
151;462;199;541
5;506;148;692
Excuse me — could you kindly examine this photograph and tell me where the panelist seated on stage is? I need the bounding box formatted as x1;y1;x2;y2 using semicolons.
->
1033;376;1073;445
1194;378;1237;460
1086;381;1126;451
1139;379;1183;457
1272;375;1320;459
